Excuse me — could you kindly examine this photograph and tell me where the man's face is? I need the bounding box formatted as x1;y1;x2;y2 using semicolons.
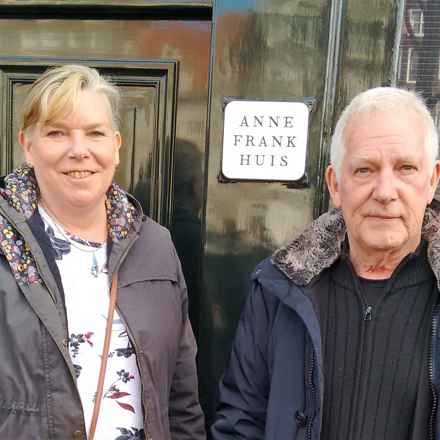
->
326;108;440;258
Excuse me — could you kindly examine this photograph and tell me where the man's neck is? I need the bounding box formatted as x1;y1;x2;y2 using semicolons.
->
39;198;108;243
348;243;420;280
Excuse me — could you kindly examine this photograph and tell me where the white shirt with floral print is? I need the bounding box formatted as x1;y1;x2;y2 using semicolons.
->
39;206;145;440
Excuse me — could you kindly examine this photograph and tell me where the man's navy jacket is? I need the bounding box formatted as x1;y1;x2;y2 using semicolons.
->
211;208;440;440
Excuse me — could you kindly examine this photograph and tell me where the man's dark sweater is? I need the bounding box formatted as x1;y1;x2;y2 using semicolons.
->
309;241;438;440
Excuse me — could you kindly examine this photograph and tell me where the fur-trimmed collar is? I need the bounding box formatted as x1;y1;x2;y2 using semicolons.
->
273;207;440;288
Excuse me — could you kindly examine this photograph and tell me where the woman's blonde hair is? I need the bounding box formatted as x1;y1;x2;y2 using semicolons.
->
19;64;120;133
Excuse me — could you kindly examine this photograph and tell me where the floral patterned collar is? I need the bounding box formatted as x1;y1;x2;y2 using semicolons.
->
0;164;141;285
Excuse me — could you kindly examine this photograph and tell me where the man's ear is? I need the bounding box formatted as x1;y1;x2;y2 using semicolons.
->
325;164;342;208
428;160;440;204
18;130;33;167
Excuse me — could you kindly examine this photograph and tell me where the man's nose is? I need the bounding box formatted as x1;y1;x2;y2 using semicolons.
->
67;131;89;158
373;169;398;203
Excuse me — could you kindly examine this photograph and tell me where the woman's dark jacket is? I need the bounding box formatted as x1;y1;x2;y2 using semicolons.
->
0;166;205;440
212;207;440;440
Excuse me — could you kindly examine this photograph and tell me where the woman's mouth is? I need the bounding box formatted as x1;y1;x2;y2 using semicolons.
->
63;170;95;179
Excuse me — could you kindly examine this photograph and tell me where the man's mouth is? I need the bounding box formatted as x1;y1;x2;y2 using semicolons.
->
63;170;96;179
367;214;399;220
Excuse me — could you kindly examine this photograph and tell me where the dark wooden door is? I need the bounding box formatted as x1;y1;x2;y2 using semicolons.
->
0;9;210;225
0;3;211;390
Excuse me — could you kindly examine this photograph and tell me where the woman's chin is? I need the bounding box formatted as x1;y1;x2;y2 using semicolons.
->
53;193;106;212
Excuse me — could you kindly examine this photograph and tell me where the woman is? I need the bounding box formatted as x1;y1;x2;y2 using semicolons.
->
0;64;205;440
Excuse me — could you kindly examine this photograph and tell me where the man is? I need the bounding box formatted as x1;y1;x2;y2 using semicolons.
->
211;87;440;440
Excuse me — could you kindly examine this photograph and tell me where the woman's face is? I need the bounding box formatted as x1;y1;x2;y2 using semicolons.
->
19;89;121;213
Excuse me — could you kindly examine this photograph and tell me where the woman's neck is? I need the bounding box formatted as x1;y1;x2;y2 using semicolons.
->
39;198;108;242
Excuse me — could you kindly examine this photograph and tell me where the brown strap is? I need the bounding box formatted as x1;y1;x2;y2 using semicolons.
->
88;273;118;440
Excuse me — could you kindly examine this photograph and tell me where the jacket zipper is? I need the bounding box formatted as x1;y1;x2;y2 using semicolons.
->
305;348;316;440
345;270;376;440
429;306;439;440
364;305;373;321
32;257;58;303
110;233;153;440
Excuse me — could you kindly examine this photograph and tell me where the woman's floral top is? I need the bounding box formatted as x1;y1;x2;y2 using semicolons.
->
39;206;145;440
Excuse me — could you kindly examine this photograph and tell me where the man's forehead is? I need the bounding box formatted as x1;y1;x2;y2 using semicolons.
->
349;148;425;163
342;107;428;161
345;106;424;130
345;108;425;142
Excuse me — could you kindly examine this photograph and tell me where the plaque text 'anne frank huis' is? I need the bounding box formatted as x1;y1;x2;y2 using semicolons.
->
222;100;309;181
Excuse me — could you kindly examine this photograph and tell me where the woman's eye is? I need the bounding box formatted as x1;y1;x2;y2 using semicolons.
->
46;130;65;138
89;130;105;137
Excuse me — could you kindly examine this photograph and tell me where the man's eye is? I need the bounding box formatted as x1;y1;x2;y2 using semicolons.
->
400;164;417;173
355;167;371;175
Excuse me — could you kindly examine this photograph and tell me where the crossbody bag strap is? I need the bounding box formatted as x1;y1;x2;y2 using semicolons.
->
88;273;119;440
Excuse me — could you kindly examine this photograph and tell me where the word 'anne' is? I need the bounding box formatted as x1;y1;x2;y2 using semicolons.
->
239;115;294;128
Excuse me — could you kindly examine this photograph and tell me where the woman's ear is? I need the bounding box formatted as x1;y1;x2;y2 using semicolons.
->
18;130;33;167
114;131;122;166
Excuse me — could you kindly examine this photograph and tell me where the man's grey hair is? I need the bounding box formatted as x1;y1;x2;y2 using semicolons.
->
330;87;439;180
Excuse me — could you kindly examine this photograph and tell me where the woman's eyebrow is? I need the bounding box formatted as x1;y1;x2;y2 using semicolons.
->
45;122;107;130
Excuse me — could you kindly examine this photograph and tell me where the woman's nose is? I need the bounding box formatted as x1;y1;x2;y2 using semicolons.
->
67;131;90;158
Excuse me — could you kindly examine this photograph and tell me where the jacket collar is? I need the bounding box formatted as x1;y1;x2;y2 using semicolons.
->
273;207;440;289
0;164;143;285
2;164;143;242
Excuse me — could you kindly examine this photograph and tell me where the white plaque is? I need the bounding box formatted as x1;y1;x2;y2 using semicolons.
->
222;100;310;181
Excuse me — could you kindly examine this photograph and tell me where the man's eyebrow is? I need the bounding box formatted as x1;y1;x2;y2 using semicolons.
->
396;151;423;161
350;155;378;162
351;153;421;164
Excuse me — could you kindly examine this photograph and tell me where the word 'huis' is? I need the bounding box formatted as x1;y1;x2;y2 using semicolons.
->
234;115;296;168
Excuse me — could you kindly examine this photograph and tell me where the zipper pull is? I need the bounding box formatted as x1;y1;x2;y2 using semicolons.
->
364;305;373;321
